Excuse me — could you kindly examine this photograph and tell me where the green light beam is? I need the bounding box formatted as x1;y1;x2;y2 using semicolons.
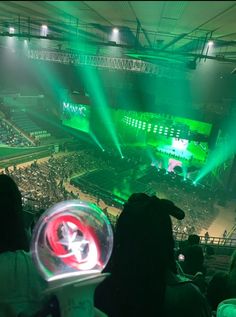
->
90;131;105;152
79;65;123;157
195;114;236;183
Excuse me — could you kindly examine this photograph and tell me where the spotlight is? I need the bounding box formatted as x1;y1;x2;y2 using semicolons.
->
112;28;119;34
9;27;14;34
121;155;124;159
41;24;48;36
208;40;214;46
23;39;28;48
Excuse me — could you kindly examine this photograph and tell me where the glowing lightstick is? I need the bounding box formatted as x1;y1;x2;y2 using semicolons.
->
31;200;113;317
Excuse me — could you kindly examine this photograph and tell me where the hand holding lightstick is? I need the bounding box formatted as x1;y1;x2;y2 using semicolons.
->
30;200;113;317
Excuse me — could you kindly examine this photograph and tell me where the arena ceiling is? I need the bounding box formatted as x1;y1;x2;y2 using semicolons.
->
0;1;236;67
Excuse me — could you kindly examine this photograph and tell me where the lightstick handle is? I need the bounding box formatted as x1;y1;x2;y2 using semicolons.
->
55;283;97;317
50;274;109;317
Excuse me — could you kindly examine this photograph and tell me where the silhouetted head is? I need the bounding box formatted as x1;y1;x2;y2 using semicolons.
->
188;234;200;245
182;244;205;276
114;193;177;273
109;193;182;316
0;173;21;209
0;174;28;252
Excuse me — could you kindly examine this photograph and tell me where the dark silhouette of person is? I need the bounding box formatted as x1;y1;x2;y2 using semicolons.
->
181;244;206;276
204;231;209;243
206;271;229;312
0;174;46;316
188;234;201;246
179;233;206;276
0;174;29;253
206;249;236;315
176;234;201;261
95;193;210;317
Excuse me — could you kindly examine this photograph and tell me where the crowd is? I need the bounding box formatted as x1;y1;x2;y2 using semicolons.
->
4;151;109;212
0;174;235;317
137;166;218;235
0;118;32;147
1;146;221;238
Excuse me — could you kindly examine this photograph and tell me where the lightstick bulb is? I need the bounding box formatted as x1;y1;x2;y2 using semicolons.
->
30;200;113;283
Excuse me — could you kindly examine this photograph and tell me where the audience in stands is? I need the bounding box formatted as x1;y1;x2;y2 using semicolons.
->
0;119;32;147
136;165;218;235
2;147;219;237
0;165;234;317
179;234;206;276
204;245;218;277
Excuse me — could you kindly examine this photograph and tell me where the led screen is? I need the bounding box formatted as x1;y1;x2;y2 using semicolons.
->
111;109;212;164
61;101;90;133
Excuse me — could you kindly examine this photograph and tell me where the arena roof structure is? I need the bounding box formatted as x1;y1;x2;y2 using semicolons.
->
0;1;236;70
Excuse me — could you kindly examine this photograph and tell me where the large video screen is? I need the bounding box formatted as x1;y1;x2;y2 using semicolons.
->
61;101;91;133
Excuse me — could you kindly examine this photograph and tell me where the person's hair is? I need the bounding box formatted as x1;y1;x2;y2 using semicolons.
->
183;244;205;275
207;271;229;311
108;193;176;317
188;234;200;245
0;174;29;253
